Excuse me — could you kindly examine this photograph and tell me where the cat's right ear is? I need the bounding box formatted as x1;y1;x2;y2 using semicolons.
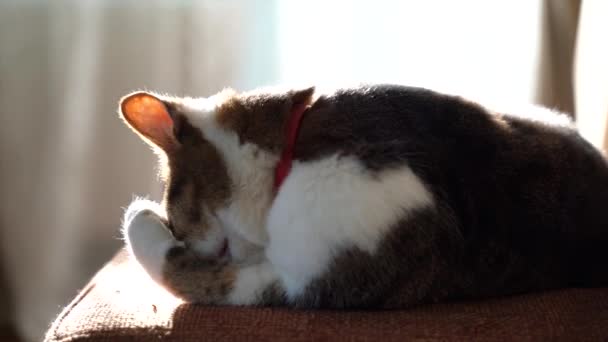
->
119;92;177;152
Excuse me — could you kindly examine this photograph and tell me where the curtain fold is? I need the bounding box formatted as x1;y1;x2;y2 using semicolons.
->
535;0;580;115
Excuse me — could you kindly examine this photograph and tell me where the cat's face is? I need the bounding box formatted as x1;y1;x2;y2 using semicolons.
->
119;92;232;258
119;87;314;259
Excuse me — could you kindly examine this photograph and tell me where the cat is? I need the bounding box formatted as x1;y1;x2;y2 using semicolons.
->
119;84;608;308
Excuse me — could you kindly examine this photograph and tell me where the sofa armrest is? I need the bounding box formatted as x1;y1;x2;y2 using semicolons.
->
45;249;608;341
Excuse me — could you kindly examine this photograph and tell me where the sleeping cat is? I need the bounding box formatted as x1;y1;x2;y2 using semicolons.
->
119;84;608;308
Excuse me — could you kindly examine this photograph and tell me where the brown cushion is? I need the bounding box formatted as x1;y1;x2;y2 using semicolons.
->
46;249;608;341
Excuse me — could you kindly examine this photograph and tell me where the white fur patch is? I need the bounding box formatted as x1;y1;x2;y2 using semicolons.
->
187;214;227;257
213;142;275;247
183;102;276;250
265;155;434;298
123;199;182;284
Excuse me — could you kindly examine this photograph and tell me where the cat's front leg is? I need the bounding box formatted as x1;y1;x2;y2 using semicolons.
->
123;199;285;306
161;247;284;305
123;199;183;284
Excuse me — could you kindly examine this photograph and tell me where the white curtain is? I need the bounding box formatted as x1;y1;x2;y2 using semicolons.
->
0;1;275;340
277;1;544;106
575;1;608;152
1;1;606;341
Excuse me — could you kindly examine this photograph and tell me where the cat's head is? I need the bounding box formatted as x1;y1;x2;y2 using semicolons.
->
118;87;314;259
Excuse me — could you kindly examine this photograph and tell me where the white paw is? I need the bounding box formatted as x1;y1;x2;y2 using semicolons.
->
123;198;166;225
123;199;182;283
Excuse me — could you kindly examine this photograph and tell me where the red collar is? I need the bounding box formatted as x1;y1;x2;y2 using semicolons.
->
273;102;309;192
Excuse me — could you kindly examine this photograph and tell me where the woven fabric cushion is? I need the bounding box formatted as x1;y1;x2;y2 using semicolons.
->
46;249;608;341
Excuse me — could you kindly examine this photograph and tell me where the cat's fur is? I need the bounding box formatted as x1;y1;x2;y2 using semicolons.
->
119;84;608;308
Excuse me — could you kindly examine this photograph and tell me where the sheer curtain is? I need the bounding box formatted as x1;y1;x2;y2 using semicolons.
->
575;1;608;152
0;1;276;340
0;1;605;341
277;1;544;106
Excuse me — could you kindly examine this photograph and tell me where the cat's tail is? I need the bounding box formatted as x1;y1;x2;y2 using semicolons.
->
122;199;285;305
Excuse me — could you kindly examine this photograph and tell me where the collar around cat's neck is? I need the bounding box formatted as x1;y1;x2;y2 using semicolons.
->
273;101;309;192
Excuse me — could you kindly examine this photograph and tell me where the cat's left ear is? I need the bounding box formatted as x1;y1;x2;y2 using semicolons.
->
119;92;178;152
288;87;315;107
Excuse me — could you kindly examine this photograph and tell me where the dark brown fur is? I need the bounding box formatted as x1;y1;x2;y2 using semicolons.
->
215;87;315;153
163;246;236;304
162;112;232;240
124;84;608;309
295;205;461;309
210;84;608;307
289;85;608;307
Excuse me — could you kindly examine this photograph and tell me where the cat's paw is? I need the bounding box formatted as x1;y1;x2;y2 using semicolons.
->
123;199;182;283
123;198;166;226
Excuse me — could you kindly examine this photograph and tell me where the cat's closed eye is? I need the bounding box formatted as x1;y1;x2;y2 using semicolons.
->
165;222;182;240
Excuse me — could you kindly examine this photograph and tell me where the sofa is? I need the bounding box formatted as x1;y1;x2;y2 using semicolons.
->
45;249;608;341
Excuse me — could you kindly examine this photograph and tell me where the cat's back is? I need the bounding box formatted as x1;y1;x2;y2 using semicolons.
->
296;84;608;290
297;84;600;178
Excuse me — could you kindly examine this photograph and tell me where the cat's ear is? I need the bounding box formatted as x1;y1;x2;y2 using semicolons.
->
119;92;177;152
289;87;315;107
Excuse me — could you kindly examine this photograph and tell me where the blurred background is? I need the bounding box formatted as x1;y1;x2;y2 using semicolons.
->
1;0;607;341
